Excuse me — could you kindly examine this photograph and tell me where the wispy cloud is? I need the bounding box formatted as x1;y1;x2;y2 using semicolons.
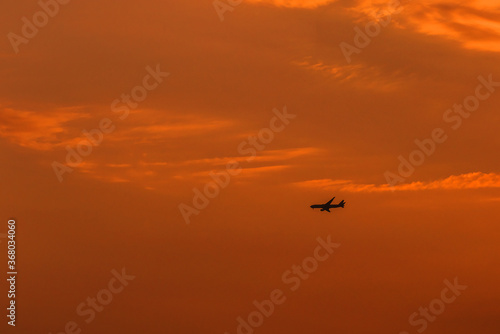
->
407;1;500;53
294;172;500;192
142;147;320;168
0;107;89;150
351;0;500;53
62;147;317;187
292;59;405;92
190;164;290;179
0;106;232;151
113;113;233;144
247;0;337;8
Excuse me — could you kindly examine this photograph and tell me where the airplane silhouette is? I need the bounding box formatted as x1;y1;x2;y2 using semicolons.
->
310;197;345;212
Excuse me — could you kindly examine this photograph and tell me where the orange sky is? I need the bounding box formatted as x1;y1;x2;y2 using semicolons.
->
1;0;500;333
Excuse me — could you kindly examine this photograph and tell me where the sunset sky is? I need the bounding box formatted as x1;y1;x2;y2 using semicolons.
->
1;0;500;333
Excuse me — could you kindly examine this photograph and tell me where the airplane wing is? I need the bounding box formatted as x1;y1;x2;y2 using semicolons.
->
325;197;335;205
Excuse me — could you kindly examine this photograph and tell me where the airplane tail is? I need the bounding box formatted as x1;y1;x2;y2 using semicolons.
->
339;200;345;208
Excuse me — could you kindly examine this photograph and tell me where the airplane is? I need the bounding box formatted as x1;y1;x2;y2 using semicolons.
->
310;197;345;212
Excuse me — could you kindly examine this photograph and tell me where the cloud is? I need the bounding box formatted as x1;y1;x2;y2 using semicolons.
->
351;0;500;53
191;164;290;179
133;147;318;183
292;59;405;92
62;146;317;187
406;1;500;52
0;107;89;150
0;106;232;151
294;172;500;192
247;0;337;8
143;147;320;168
116;112;233;143
105;163;132;168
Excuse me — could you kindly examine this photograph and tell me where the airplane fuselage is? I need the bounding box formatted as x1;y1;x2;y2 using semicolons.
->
310;198;345;212
310;204;342;209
